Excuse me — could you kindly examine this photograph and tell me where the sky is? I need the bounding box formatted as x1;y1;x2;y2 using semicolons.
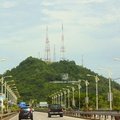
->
0;0;120;83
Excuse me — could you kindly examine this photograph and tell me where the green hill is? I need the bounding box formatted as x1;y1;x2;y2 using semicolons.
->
4;56;120;110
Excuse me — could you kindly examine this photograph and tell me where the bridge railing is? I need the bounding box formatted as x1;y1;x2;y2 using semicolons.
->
64;110;120;120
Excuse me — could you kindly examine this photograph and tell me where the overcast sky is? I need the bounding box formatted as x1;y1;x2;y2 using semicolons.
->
0;0;120;82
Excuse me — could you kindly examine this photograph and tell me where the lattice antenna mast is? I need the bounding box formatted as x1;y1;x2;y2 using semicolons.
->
45;26;51;62
60;24;65;60
82;54;84;67
53;44;56;62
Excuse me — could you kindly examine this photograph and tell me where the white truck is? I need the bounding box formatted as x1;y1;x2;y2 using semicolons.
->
39;102;48;107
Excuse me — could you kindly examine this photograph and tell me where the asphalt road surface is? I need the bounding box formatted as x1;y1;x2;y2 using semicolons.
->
9;112;87;120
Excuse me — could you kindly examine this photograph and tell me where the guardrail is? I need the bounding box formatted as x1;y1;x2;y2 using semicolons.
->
64;110;120;120
0;112;17;120
36;108;120;120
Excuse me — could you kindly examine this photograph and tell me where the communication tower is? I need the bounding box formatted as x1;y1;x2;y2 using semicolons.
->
53;44;56;62
45;26;51;62
60;24;65;60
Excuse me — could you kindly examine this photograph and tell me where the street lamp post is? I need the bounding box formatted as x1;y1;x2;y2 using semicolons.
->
51;95;54;104
67;86;75;108
72;80;81;110
55;95;57;104
1;76;12;95
99;68;112;110
108;76;112;111
0;75;12;114
60;91;63;105
1;77;4;96
62;88;67;108
83;80;89;110
87;74;99;110
58;94;60;104
53;94;55;104
71;86;75;107
63;90;66;108
67;89;70;108
51;96;54;104
78;80;81;110
5;80;15;99
95;76;99;110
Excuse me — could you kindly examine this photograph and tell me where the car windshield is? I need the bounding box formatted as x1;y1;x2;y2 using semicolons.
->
49;104;61;109
22;107;31;111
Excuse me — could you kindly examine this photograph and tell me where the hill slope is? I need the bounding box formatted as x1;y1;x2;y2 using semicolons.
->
5;56;120;109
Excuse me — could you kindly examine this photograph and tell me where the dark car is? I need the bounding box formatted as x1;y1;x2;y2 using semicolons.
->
19;106;33;120
48;104;63;117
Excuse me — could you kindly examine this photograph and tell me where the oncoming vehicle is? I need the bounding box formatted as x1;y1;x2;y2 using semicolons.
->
48;104;63;117
19;106;33;120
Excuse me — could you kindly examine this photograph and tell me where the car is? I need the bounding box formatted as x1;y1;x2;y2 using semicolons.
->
19;106;33;120
48;104;63;117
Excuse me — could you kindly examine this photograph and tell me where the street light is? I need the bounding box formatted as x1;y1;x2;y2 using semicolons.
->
53;93;57;104
0;58;6;62
59;90;63;105
0;75;12;114
83;80;89;110
66;88;70;108
11;88;20;98
5;80;15;99
73;80;81;110
71;86;75;107
114;58;120;61
67;86;75;108
1;76;12;95
77;80;81;110
57;93;60;104
53;92;59;104
98;68;112;110
87;74;99;110
62;88;67;108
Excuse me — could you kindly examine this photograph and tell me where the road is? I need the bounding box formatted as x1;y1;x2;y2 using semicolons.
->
9;112;87;120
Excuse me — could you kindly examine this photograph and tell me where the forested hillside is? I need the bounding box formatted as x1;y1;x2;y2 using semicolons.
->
4;56;120;110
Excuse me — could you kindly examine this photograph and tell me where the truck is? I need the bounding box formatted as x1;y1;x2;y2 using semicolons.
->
39;102;48;107
18;102;26;108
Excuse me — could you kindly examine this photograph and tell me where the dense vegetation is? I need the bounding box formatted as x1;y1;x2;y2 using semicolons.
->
4;56;120;110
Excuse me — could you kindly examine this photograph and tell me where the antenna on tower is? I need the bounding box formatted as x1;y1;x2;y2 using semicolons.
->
60;24;65;60
44;26;51;62
82;54;84;67
53;44;56;62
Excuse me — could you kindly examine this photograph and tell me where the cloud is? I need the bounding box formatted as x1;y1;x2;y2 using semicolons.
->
42;9;75;23
0;1;16;9
75;0;106;4
41;0;120;28
41;1;54;6
42;0;106;5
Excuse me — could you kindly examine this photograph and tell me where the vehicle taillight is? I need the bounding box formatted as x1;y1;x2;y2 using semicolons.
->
30;108;32;112
20;109;23;112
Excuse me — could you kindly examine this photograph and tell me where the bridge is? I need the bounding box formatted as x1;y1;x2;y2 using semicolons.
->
1;111;120;120
0;72;120;120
